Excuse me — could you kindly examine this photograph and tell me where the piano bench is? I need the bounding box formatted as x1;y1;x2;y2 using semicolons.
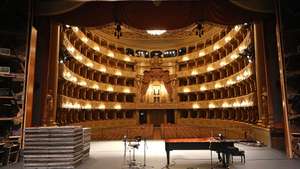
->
231;150;245;163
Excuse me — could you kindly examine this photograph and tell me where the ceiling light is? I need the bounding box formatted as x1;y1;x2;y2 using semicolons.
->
146;30;167;36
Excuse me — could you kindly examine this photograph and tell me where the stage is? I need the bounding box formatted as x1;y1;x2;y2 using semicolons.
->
4;140;300;169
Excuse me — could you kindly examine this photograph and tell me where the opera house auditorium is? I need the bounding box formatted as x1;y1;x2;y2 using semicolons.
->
0;1;300;169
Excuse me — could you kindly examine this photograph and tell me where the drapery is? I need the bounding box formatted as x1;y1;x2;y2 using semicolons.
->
41;0;272;29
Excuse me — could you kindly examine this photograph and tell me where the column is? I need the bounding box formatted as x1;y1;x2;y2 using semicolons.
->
274;0;292;157
42;21;60;126
254;22;267;127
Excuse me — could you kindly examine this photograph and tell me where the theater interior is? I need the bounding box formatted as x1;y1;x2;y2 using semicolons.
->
0;0;300;169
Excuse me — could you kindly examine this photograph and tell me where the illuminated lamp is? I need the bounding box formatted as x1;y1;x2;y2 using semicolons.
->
199;51;205;57
183;88;190;93
146;30;167;36
81;37;88;43
192;103;200;109
98;104;105;110
209;103;216;109
114;104;122;110
107;86;114;92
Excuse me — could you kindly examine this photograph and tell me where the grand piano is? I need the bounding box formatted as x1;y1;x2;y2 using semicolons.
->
165;137;237;168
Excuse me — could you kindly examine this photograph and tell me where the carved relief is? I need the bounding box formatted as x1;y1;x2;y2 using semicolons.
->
139;67;176;103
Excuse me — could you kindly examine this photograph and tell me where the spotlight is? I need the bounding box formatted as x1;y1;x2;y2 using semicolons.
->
195;23;204;38
114;22;122;39
239;45;254;62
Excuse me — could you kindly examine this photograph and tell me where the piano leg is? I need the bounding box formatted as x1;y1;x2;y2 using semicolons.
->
166;150;170;166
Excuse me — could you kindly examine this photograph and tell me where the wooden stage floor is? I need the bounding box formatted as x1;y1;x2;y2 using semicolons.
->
4;140;300;169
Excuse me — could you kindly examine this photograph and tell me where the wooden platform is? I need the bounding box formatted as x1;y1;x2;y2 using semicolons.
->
23;126;90;169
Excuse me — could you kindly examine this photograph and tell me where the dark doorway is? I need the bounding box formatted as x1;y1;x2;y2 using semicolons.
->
149;110;165;127
166;110;175;124
139;111;147;124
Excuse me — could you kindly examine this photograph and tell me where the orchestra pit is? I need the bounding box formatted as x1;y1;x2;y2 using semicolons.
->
1;1;300;169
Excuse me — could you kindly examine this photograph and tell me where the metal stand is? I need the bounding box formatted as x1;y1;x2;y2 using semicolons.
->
122;136;153;169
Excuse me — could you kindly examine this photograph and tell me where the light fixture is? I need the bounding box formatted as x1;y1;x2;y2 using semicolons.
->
92;84;99;90
81;37;88;43
124;56;131;62
195;23;204;38
114;104;122;110
213;44;220;50
209;103;216;109
214;83;222;89
146;30;167;36
183;88;190;93
207;66;214;71
93;45;100;51
200;86;207;91
192;103;200;109
199;51;205;57
73;103;81;109
75;54;83;61
107;86;114;92
78;81;87;86
108;51;115;57
98;104;105;110
73;26;79;32
234;25;241;32
99;66;106;72
222;102;230;108
86;62;94;68
226;79;234;85
67;46;75;53
182;56;189;61
115;71;122;76
220;61;227;66
191;70;198;75
230;53;239;60
123;88;130;93
114;22;122;39
83;104;92;109
225;36;232;42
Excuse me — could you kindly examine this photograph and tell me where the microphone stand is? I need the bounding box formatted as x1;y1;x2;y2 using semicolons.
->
143;137;146;167
209;140;213;169
123;135;127;166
